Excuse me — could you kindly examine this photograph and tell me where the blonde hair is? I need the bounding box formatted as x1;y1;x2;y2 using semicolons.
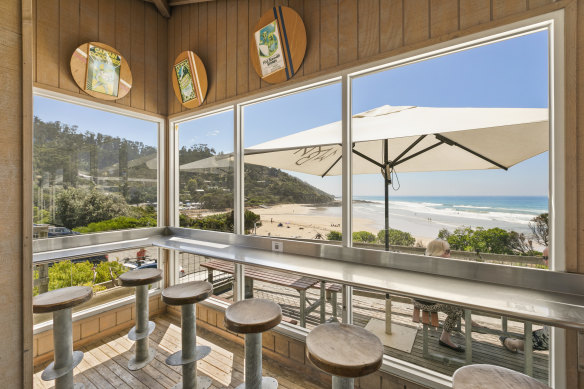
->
425;239;450;257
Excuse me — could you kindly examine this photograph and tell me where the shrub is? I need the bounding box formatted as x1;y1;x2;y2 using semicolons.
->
377;229;416;246
352;231;377;243
74;215;156;233
327;231;342;241
56;187;130;229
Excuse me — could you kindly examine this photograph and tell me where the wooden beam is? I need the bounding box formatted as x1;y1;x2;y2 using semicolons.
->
149;0;170;18
168;0;215;6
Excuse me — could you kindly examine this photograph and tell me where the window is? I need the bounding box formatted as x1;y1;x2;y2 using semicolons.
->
243;83;342;239
177;109;234;233
33;95;160;237
351;30;550;270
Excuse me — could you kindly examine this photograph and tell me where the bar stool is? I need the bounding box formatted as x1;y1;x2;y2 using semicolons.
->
119;268;162;370
162;281;214;389
306;323;383;389
33;286;93;389
225;298;282;389
452;364;551;389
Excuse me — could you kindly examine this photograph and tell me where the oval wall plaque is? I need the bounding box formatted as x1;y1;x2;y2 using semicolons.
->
70;42;132;101
171;51;208;109
250;6;306;84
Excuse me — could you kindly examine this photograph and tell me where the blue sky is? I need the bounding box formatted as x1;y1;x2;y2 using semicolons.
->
36;29;549;198
34;96;159;147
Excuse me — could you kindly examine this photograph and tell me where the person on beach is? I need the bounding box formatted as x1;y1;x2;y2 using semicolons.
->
500;248;550;353
414;239;466;352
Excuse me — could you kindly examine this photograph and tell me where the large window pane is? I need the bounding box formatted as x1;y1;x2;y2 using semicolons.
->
243;84;342;240
178;110;234;233
33;96;158;237
351;31;550;269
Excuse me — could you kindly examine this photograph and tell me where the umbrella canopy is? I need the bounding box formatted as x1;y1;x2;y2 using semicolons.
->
244;105;549;176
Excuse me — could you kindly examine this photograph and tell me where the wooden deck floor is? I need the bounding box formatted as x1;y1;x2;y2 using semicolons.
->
33;314;325;389
236;281;549;383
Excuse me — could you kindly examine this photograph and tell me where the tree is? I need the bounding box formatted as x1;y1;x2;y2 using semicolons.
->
439;226;536;255
56;187;130;229
353;231;377;243
327;231;342;241
377;229;416;246
529;213;549;246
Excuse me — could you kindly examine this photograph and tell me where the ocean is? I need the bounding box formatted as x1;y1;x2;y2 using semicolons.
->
315;196;548;239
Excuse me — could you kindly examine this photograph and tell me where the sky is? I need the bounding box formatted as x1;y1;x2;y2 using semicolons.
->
36;29;550;198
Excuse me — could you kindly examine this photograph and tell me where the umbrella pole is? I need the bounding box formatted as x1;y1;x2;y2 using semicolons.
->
384;139;389;251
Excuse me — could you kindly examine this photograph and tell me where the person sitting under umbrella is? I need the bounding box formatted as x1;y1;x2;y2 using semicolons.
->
414;239;466;352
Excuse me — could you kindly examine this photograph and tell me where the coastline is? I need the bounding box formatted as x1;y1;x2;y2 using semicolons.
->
249;203;435;245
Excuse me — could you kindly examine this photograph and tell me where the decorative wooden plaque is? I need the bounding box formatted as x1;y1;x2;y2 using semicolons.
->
250;6;306;84
171;51;208;109
70;42;132;100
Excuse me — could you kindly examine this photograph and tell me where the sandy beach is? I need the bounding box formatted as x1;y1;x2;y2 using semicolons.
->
249;203;435;245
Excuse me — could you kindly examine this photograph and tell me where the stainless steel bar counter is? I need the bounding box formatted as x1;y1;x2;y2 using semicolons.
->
33;226;584;329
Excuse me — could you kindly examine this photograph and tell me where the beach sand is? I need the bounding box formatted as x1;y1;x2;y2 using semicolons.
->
249;203;434;245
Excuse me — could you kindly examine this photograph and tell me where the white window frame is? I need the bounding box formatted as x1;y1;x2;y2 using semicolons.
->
168;10;565;387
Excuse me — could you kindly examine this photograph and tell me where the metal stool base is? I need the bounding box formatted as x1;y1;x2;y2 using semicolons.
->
235;377;278;389
41;350;84;381
171;376;212;389
128;347;157;370
166;346;212;366
332;376;354;389
128;321;156;341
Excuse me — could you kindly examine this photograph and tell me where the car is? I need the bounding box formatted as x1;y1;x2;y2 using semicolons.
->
48;226;80;238
71;254;109;265
123;259;157;271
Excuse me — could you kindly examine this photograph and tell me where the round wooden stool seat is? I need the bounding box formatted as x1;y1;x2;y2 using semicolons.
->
306;323;383;378
162;281;213;306
225;298;282;334
119;268;162;287
453;364;551;389
33;286;93;314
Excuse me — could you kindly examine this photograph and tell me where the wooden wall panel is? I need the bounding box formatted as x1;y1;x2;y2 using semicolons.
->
2;0;27;385
34;0;168;116
130;0;145;111
339;0;358;63
492;0;528;20
59;0;79;93
358;0;380;59
36;0;59;87
430;0;459;38
207;1;217;103
236;0;249;95
403;0;429;46
216;0;227;101
460;0;491;30
226;0;237;98
321;0;338;69
379;0;403;53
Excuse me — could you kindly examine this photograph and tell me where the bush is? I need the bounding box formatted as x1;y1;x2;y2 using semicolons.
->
327;231;342;241
352;231;377;243
439;226;539;255
56;187;130;229
377;229;416;246
181;209;261;233
74;215;156;233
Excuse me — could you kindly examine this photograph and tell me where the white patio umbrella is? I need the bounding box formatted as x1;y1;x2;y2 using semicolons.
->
243;105;549;249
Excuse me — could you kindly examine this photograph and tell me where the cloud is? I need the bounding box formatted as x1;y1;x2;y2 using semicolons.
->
206;129;220;136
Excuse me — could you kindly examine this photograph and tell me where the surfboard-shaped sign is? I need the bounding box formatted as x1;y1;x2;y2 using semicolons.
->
70;42;132;101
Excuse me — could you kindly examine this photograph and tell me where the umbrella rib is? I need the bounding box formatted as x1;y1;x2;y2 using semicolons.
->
321;155;342;177
352;149;385;169
391;141;444;167
435;134;508;170
391;135;427;166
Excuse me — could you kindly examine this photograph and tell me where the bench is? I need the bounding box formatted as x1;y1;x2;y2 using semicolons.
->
200;260;340;327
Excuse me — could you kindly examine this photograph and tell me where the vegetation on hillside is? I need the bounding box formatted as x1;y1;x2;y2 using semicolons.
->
326;228;416;247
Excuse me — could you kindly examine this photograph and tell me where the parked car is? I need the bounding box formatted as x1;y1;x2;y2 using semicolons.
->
48;226;80;238
71;254;109;265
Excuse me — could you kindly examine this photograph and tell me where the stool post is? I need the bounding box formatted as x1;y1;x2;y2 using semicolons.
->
182;303;197;388
53;308;75;389
135;284;150;363
332;376;354;389
245;332;263;389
